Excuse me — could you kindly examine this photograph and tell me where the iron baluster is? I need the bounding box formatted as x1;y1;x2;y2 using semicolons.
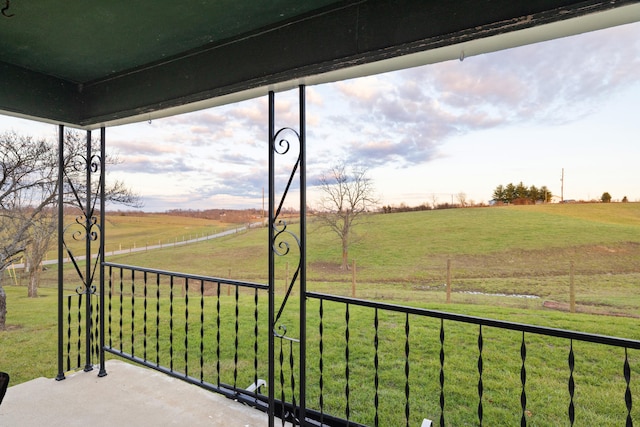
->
131;269;135;357
374;308;380;427
156;273;161;367
279;334;286;426
568;339;575;426
345;303;351;422
319;299;325;425
478;325;484;426
119;268;123;352
625;348;632;427
108;266;113;349
200;279;205;383
520;332;527;427
184;277;189;378
143;271;148;362
77;294;82;369
92;296;100;361
66;296;71;371
169;275;174;372
439;318;445;427
216;281;221;386
405;313;410;427
90;297;96;359
234;284;239;390
254;287;259;406
289;339;297;424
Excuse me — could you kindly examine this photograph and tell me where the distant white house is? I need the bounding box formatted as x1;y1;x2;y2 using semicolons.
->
550;195;563;203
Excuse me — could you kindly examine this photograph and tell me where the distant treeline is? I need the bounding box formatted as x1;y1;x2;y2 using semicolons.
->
380;202;472;214
164;208;263;223
492;182;552;204
108;208;264;224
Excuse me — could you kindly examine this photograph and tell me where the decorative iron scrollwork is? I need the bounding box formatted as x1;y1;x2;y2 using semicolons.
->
271;125;302;327
61;150;103;297
1;0;14;18
268;87;307;426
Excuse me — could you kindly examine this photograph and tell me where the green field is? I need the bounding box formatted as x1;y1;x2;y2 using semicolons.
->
95;203;640;319
2;203;640;425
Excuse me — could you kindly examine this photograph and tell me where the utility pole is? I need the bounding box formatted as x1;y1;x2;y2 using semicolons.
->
560;168;564;202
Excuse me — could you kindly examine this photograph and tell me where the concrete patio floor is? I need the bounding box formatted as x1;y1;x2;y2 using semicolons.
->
0;359;272;426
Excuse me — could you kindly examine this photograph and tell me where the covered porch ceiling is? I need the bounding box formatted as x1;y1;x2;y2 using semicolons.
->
1;0;639;129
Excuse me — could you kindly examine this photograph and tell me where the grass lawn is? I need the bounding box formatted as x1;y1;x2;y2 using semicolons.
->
1;203;639;425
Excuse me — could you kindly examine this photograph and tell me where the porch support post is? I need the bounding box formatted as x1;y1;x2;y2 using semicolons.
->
98;127;107;377
83;130;93;372
56;124;65;381
298;84;307;425
267;90;276;427
267;86;307;425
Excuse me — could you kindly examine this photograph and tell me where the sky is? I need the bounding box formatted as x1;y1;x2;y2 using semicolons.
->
2;21;640;212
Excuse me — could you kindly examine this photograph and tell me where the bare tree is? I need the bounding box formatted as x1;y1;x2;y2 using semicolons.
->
0;132;57;329
315;163;378;269
0;130;140;329
23;209;57;297
456;192;468;207
430;193;439;209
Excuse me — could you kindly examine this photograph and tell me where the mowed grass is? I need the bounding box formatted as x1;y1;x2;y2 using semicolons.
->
53;212;234;260
3;285;639;425
98;203;640;319
2;203;640;424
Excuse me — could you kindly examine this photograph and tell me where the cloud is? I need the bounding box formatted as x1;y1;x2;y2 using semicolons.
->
109;138;184;156
111;155;198;175
312;22;640;172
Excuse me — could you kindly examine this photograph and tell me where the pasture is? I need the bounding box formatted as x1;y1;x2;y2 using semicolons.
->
99;203;640;321
1;203;639;424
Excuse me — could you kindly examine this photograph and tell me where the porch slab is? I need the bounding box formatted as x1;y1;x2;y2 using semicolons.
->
0;359;271;426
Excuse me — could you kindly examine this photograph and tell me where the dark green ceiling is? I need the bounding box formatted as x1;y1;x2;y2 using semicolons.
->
0;0;638;128
0;1;338;83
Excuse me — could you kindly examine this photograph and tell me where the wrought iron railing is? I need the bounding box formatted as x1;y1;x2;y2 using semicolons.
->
59;292;101;373
305;292;640;427
69;261;640;426
101;262;271;408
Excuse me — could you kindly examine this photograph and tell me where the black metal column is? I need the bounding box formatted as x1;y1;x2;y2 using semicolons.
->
298;85;307;425
98;127;107;377
56;126;107;379
84;130;93;372
56;125;65;381
268;85;307;425
268;90;276;427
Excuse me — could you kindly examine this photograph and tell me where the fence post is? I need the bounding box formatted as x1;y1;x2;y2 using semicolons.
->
228;268;232;296
352;259;357;298
446;258;452;303
570;260;575;313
